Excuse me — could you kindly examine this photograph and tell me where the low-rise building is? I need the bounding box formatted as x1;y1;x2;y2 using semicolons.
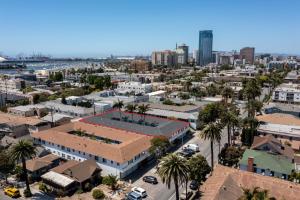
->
41;159;101;195
239;149;294;179
272;83;300;103
8;104;48;117
200;165;300;200
257;113;300;150
117;81;152;94
0;112;50;138
32;110;189;177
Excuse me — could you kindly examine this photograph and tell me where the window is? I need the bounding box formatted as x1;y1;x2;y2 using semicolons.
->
78;151;81;154
83;152;85;155
117;163;120;166
95;156;98;161
103;158;107;163
61;146;65;150
72;149;75;152
89;154;92;157
67;148;70;152
73;157;75;160
62;153;65;158
111;160;113;164
67;155;71;160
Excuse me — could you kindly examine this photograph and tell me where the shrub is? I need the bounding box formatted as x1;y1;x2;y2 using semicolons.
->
23;189;32;197
92;189;105;199
39;183;48;193
75;188;84;194
84;182;93;191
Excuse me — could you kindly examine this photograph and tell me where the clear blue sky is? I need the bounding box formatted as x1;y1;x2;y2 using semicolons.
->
0;0;299;57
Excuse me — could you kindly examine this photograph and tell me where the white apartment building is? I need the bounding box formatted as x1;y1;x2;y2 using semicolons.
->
0;78;25;92
117;81;152;94
272;83;300;103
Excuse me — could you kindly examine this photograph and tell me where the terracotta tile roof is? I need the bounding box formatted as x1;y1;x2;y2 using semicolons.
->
251;135;294;159
256;113;300;126
31;121;152;163
26;154;60;172
201;165;300;200
0;112;45;126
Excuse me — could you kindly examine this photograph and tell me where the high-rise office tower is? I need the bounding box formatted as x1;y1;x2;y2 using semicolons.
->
240;47;255;64
176;43;189;65
198;30;213;66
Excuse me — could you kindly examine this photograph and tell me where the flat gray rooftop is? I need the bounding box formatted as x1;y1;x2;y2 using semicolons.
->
80;110;189;137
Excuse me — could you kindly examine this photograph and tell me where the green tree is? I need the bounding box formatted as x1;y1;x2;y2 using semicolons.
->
246;99;263;118
243;79;261;101
10;140;36;197
157;154;189;200
61;95;67;104
238;187;276;200
113;99;124;120
0;150;15;183
221;87;234;106
241;117;259;146
138;104;151;122
92;189;105;199
125;104;137;121
221;111;240;146
102;174;118;190
187;154;211;184
201;122;222;172
218;146;244;167
149;137;170;159
198;103;224;128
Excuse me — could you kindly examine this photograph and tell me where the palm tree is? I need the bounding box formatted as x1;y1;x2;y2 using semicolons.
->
221;111;239;146
243;79;261;101
113;99;124;120
157;154;189;200
125;104;137;122
201;122;222;172
238;187;276;200
11;140;36;196
222;87;234;106
246;99;263;118
138;104;151;123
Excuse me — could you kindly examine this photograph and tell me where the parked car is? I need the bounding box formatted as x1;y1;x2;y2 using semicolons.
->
126;191;142;200
143;176;158;184
178;149;194;158
182;144;199;152
180;190;194;200
4;187;21;198
189;180;199;190
131;187;147;198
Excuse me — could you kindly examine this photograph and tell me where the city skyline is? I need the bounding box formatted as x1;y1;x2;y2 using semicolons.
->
0;0;300;57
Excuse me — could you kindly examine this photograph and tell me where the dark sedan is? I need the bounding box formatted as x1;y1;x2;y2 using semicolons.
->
143;176;158;184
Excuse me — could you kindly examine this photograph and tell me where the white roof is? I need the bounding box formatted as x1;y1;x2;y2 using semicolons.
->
146;108;197;120
148;90;166;96
41;113;72;122
41;171;75;187
258;123;300;138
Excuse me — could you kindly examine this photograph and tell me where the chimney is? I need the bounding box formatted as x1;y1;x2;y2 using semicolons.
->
247;157;254;172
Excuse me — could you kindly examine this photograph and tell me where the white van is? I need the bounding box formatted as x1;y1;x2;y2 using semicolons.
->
182;144;199;152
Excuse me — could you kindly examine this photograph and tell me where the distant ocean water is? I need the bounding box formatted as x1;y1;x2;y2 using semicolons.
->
0;60;103;75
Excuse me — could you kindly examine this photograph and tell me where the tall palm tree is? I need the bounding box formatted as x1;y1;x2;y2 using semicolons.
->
11;140;36;196
157;154;189;200
222;87;234;106
138;104;151;123
125;104;137;122
221;111;238;146
113;99;124;120
246;99;263;118
243;79;261;101
201;122;222;172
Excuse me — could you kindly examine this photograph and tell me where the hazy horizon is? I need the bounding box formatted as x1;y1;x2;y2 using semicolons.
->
1;0;300;57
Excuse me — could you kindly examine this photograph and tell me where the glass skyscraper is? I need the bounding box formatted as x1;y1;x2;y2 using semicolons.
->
198;30;213;66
